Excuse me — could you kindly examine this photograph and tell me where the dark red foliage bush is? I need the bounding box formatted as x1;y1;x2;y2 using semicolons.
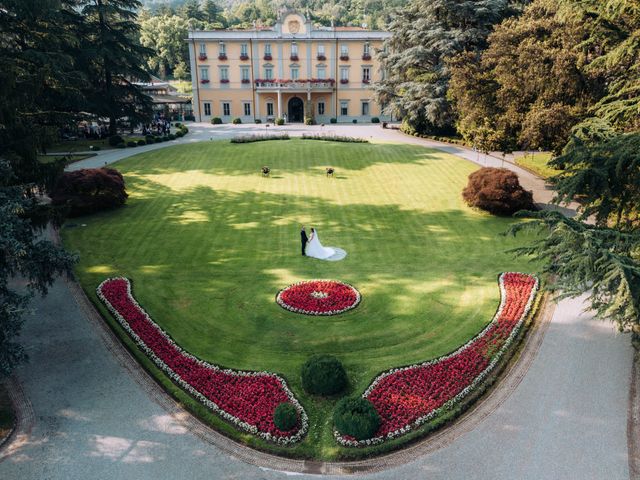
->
51;167;128;216
462;167;535;215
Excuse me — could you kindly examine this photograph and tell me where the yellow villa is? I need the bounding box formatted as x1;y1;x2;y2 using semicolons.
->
187;11;392;124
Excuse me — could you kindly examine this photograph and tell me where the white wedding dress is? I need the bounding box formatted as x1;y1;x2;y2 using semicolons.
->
305;230;335;260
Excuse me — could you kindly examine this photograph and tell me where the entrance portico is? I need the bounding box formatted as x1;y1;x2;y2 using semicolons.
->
254;80;335;122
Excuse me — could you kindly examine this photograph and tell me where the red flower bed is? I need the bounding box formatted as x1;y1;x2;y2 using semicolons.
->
337;272;538;446
276;280;361;316
97;278;307;444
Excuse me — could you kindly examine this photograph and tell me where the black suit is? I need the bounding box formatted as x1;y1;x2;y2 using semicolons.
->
300;229;308;255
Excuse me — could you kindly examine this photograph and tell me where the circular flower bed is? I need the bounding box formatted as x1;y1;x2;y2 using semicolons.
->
276;280;361;315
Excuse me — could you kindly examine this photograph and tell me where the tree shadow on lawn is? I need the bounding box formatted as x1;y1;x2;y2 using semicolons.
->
69;179;538;387
117;140;450;178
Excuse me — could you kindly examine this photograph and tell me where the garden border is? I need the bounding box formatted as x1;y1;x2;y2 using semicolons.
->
97;277;308;444
51;264;554;474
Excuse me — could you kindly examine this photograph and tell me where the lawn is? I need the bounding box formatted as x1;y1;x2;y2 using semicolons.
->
38;153;95;165
62;139;536;459
515;152;560;179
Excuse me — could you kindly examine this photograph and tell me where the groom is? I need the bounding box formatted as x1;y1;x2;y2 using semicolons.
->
300;226;308;256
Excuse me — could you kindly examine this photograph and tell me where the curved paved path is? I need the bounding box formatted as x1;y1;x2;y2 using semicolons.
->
0;124;634;479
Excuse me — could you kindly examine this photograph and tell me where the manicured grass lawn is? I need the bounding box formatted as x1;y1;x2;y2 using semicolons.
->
49;136;146;153
37;153;95;165
515;152;560;179
49;138;114;152
62;139;536;459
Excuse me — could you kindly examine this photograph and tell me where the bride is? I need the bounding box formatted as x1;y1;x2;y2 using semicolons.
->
305;228;335;260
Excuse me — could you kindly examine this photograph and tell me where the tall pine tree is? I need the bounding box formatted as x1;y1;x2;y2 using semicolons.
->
80;0;153;136
0;0;79;376
374;0;527;135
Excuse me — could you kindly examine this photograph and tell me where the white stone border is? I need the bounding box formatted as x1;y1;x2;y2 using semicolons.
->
97;277;309;445
335;272;539;447
275;280;361;316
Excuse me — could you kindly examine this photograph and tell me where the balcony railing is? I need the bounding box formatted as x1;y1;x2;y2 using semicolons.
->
198;54;207;61
254;79;336;89
240;54;249;60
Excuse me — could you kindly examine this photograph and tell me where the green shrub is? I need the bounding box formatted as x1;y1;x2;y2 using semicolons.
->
330;118;337;124
175;130;184;137
304;117;313;125
137;139;146;146
275;117;285;125
108;135;123;146
230;134;290;144
174;122;182;128
116;143;126;149
273;403;298;431
211;117;223;125
301;134;368;144
232;117;242;124
371;117;380;123
333;398;380;441
255;119;262;124
161;136;169;142
168;133;176;140
301;354;348;396
126;140;137;147
89;145;101;151
153;136;161;143
145;135;155;144
180;126;189;134
352;119;358;124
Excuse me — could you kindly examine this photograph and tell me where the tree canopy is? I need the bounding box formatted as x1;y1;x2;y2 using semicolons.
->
375;0;527;135
0;0;152;375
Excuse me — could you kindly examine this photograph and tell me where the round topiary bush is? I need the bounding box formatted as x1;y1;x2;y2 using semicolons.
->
333;397;380;441
232;117;242;124
137;139;146;146
108;135;123;146
211;117;222;125
126;140;137;147
51;167;128;217
273;402;298;431
462;167;535;216
275;117;285;126
301;355;347;396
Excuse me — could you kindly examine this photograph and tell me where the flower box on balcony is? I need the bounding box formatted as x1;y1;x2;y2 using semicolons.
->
362;79;370;84
340;55;349;61
290;55;299;61
220;79;230;84
240;54;249;61
200;79;210;84
317;55;326;61
263;54;272;61
241;79;250;84
218;54;227;60
340;79;349;84
362;54;372;61
198;54;207;61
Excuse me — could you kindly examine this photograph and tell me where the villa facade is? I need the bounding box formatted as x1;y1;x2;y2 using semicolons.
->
187;12;391;124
